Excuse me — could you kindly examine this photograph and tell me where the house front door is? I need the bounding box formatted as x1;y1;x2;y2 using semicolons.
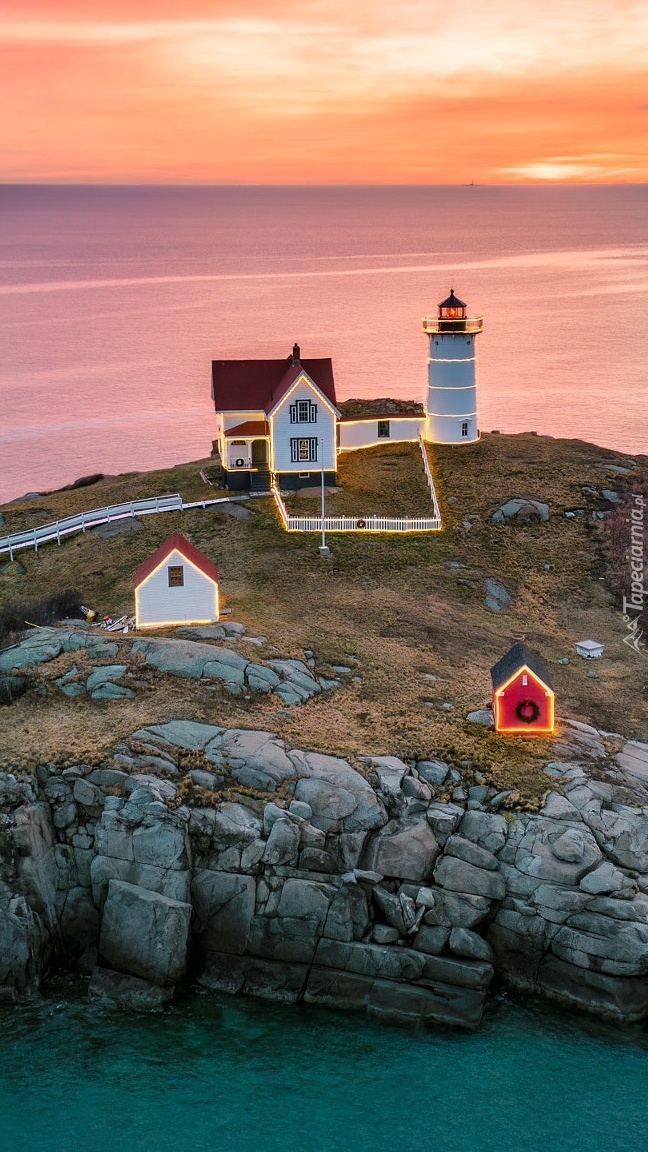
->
252;440;268;465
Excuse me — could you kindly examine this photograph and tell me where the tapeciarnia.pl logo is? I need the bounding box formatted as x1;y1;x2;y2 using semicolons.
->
622;493;646;656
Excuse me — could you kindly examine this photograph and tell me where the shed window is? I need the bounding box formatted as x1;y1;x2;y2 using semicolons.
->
168;565;184;587
522;674;528;686
290;400;317;423
377;420;390;438
290;437;318;463
461;421;470;438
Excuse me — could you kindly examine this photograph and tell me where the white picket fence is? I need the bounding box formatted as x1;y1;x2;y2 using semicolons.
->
0;439;443;555
0;492;250;559
272;480;442;534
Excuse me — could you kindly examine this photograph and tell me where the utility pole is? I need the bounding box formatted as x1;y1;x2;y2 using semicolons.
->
319;436;331;558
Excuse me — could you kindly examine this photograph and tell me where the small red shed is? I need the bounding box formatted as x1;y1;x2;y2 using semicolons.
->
490;642;554;735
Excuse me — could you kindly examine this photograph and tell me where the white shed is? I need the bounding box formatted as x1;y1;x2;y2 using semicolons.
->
575;639;604;659
134;531;219;629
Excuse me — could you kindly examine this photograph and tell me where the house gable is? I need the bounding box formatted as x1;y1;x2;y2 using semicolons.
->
268;371;338;475
134;531;219;588
266;369;340;421
492;663;555;734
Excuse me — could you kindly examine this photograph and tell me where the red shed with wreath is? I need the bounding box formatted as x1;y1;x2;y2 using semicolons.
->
490;642;554;735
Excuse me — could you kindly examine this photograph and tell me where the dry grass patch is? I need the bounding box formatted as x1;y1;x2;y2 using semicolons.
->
1;433;647;798
283;442;434;519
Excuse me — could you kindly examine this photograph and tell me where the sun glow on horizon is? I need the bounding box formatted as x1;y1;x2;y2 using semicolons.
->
1;1;647;184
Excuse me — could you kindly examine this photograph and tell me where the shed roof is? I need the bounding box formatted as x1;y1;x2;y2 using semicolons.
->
212;353;337;415
225;420;269;437
490;642;553;691
134;531;219;587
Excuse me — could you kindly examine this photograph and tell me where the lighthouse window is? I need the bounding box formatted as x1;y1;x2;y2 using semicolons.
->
461;421;470;438
377;420;390;438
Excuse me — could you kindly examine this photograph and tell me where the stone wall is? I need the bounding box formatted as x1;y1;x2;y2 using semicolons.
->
1;719;648;1026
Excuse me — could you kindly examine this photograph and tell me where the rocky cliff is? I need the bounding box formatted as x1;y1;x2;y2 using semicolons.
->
2;715;648;1027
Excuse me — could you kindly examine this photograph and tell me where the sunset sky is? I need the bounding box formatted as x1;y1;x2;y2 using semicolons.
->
2;0;647;184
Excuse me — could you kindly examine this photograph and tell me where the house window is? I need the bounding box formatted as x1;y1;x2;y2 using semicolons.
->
290;400;317;423
522;674;528;686
290;437;318;463
461;421;470;438
168;565;184;587
377;420;390;438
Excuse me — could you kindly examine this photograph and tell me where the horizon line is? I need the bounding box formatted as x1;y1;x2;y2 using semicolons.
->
2;180;647;189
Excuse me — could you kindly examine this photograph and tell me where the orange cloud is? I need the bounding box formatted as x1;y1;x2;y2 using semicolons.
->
1;2;647;182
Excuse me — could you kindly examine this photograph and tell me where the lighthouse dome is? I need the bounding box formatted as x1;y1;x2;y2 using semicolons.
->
438;289;466;310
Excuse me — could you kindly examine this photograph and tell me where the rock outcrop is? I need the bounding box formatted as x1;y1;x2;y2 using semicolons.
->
1;717;648;1026
0;625;335;706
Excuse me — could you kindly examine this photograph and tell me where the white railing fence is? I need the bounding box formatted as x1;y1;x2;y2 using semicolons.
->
271;478;441;533
0;492;250;559
418;435;442;523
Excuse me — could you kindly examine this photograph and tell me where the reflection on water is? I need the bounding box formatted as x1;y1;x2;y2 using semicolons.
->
0;184;647;500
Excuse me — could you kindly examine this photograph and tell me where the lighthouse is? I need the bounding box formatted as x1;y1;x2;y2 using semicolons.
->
422;289;483;445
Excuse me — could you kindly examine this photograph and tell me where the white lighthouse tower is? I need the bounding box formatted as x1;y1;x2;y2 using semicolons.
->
422;289;483;444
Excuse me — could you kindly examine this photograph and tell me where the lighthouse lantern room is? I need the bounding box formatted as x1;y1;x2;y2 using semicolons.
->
422;289;483;445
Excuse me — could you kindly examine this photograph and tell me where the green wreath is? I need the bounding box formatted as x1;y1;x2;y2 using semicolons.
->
515;698;541;724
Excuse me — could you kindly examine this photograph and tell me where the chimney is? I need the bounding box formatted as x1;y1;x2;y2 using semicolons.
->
292;342;301;363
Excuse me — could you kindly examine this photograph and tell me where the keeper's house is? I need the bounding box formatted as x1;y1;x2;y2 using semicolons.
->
211;290;484;492
211;345;339;492
134;531;219;629
490;642;555;735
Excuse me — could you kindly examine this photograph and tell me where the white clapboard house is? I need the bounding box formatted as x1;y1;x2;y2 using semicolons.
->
211;345;340;492
134;531;219;629
211;291;484;491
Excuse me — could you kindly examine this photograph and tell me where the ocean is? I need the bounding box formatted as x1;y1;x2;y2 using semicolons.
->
0;184;646;502
1;983;646;1152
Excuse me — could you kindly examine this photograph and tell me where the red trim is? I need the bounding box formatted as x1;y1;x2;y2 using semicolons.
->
134;531;219;587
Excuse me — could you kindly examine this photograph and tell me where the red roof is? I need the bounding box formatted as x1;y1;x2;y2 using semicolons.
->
225;420;269;437
134;531;219;587
212;354;337;415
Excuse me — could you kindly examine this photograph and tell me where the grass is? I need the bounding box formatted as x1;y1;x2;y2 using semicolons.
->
283;442;435;518
1;433;646;798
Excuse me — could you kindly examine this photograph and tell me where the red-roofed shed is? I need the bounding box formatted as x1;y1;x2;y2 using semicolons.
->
490;643;555;735
134;531;220;629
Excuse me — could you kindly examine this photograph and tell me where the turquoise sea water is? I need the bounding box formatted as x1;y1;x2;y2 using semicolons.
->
1;983;646;1152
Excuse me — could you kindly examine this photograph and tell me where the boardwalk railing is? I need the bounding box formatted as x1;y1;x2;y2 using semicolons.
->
0;445;443;555
272;480;441;534
0;492;251;559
